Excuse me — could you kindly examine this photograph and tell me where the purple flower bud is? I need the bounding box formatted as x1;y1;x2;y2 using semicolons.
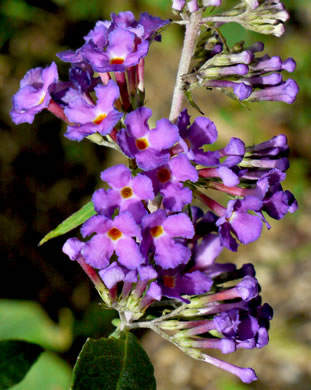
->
236;276;259;301
247;79;299;104
245;73;282;86
62;237;85;261
99;262;125;289
172;0;186;11
187;0;199;12
282;58;296;72
202;354;257;383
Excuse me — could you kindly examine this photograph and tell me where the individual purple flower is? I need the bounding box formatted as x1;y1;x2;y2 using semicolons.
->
80;212;144;270
81;27;149;73
146;153;198;212
263;188;298;220
252;169;298;219
10;62;58;124
177;109;218;162
118;107;180;171
141;210;194;269
63;80;122;141
92;164;154;223
216;196;263;251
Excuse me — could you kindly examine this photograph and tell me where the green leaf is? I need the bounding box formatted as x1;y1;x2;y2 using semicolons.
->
39;201;96;246
0;340;43;390
0;300;72;352
11;352;72;390
71;332;156;390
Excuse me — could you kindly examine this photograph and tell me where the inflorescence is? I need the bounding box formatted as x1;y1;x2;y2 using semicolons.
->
10;1;299;384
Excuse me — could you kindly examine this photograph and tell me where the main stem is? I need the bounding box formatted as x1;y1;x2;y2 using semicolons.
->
169;10;203;122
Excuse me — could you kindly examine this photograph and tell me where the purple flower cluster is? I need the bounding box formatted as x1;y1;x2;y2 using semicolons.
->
10;6;298;384
61;106;295;382
10;11;170;138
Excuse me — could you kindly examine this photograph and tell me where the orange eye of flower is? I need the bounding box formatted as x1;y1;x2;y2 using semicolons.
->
136;138;149;150
93;113;107;125
110;58;124;65
150;225;164;238
157;168;171;183
163;275;176;288
107;227;122;240
121;186;133;199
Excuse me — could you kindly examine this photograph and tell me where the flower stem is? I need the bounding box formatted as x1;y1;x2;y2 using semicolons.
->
169;10;203;122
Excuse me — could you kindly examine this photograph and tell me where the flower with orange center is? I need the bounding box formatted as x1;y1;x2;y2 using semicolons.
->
136;137;149;151
110;58;125;65
107;227;123;241
93;113;107;125
121;186;133;199
157;167;171;183
163;275;176;288
150;225;164;238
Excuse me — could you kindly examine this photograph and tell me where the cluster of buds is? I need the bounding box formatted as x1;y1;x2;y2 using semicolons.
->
184;37;299;103
10;4;298;385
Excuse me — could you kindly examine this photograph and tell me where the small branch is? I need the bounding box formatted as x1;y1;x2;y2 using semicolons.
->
169;10;203;122
201;15;240;24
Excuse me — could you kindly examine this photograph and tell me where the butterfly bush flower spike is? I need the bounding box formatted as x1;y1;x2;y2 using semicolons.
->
11;2;300;386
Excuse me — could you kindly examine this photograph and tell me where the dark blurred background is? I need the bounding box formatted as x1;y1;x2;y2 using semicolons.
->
1;0;311;389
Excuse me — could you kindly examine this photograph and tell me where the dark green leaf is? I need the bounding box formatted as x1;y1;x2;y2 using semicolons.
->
39;201;96;246
0;340;43;390
71;332;156;390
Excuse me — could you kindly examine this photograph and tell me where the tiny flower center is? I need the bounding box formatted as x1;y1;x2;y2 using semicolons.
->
38;94;46;105
107;227;122;241
163;275;176;288
157;168;171;183
150;225;164;238
136;138;149;151
121;186;133;199
110;57;125;65
93;113;107;125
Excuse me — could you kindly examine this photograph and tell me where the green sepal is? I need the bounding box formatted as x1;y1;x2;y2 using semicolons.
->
39;201;96;246
185;89;205;115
